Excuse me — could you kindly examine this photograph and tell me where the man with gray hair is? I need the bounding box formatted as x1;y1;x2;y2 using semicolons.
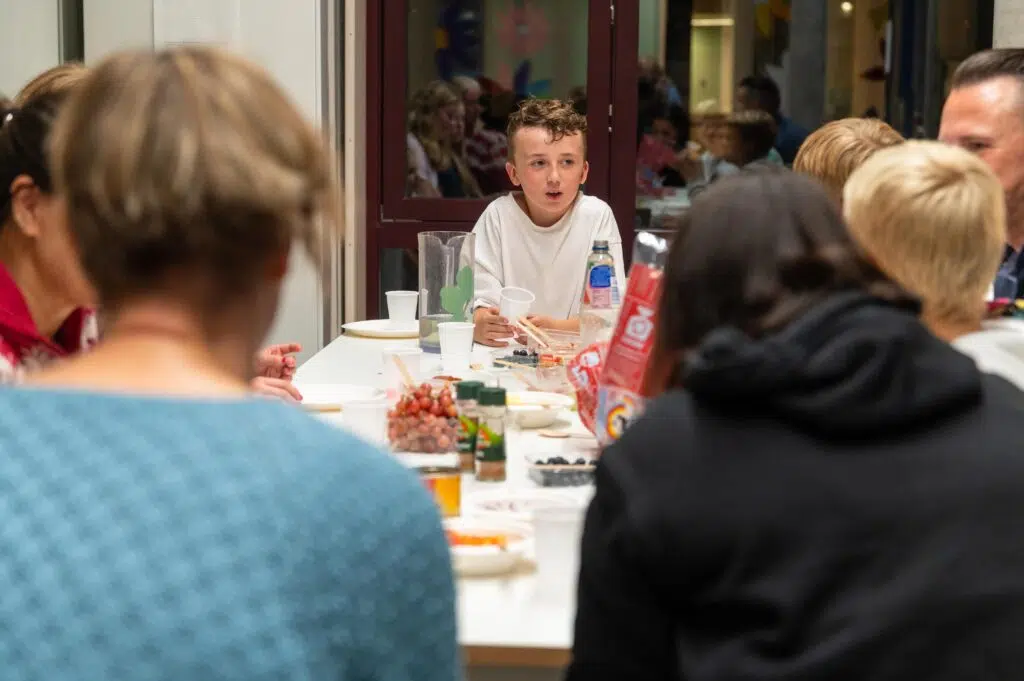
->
939;49;1024;299
451;75;511;195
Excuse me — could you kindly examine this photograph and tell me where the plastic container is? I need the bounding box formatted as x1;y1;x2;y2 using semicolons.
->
527;452;597;487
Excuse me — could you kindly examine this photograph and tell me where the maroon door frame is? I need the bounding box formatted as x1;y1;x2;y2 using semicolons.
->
365;0;639;316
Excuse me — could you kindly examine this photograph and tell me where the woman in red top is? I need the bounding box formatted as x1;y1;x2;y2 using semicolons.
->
0;66;302;398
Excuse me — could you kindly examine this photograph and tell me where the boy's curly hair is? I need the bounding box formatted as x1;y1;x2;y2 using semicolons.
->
506;98;587;160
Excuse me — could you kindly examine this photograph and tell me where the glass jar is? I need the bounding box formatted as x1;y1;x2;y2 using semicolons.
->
455;380;483;473
417;231;476;354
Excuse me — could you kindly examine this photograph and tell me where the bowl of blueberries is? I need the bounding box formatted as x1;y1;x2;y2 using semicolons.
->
527;454;597;487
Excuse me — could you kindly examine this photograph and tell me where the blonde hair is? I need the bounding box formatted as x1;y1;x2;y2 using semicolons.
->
407;80;481;197
795;118;904;200
50;46;337;308
843;140;1005;325
15;63;88;105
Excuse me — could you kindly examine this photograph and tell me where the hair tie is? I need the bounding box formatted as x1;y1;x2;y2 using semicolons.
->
1;110;13;127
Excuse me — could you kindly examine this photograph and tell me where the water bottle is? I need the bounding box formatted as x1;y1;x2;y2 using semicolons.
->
580;240;621;345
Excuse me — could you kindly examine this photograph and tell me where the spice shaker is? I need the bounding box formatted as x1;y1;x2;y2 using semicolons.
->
475;386;507;482
455;380;483;473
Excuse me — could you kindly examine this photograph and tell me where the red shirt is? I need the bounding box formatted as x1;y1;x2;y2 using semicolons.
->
0;263;97;383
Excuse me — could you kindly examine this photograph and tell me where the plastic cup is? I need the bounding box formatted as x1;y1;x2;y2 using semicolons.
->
499;287;535;326
382;346;423;400
532;503;586;601
438;321;474;374
386;290;419;322
341;398;389;445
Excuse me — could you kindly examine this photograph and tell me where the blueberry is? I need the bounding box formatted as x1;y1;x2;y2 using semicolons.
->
551;456;569;465
574;458;587;465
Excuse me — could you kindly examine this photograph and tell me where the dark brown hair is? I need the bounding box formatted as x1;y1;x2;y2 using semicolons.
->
506;98;587;159
950;49;1024;90
645;170;912;395
725;110;777;165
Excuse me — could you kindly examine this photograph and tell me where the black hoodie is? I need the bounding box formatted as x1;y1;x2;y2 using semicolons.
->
567;294;1024;681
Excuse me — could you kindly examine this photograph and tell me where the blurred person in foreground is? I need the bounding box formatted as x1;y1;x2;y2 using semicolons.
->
845;140;1024;388
0;63;304;399
793;117;904;202
0;46;457;681
568;171;1024;680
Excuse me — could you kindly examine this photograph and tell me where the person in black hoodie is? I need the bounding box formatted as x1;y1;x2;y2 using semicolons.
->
567;170;1024;681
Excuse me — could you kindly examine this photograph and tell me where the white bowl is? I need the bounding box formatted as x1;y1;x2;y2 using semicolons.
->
444;517;532;577
507;391;575;429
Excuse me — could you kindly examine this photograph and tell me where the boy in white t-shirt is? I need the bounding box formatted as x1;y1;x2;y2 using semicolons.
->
471;98;626;346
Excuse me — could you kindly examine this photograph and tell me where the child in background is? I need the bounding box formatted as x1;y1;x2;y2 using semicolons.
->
472;98;626;346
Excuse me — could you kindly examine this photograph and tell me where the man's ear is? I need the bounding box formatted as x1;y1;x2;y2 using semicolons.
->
580;160;590;186
505;161;521;187
8;175;43;238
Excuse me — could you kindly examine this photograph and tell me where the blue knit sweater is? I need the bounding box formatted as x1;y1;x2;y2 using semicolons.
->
0;389;457;680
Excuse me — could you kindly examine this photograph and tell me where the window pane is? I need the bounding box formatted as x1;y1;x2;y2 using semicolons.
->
405;0;589;199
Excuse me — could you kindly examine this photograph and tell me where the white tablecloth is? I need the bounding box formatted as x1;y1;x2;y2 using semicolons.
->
295;332;592;661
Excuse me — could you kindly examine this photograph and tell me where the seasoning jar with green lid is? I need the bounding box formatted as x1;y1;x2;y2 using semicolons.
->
455;381;484;473
475;386;507;482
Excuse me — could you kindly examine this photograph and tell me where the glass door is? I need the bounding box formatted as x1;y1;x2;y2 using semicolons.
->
367;0;617;316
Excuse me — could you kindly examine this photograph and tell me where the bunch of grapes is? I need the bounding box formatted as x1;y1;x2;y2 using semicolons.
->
388;382;460;453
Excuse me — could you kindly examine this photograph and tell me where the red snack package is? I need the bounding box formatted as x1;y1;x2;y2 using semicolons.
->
567;342;607;435
595;232;670;445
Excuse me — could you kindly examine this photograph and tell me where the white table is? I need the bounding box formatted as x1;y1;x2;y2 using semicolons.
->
296;332;593;678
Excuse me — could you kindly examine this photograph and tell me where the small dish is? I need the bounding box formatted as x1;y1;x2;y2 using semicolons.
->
506;391;575;429
444;517;532;577
294;383;385;412
464;488;582;523
527;452;598;487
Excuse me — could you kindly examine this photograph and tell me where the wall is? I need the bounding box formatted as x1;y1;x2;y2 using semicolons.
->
0;0;61;97
690;26;723;108
638;0;663;61
82;0;329;364
995;0;1024;46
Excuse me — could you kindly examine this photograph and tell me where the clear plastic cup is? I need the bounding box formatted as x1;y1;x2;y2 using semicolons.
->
499;287;535;325
341;398;390;445
438;321;474;374
532;503;586;601
382;347;423;401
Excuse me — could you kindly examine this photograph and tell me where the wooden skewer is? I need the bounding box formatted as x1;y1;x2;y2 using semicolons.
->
391;354;416;389
517;316;556;348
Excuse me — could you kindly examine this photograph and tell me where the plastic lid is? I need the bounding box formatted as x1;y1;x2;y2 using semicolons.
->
478;386;507;407
455;380;484;400
593;239;609;251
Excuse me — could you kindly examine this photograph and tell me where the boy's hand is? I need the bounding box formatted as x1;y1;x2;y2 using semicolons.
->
474;307;514;347
527;315;580;333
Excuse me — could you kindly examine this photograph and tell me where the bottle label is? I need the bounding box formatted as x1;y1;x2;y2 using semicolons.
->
587;264;614;307
475;423;506;462
456;414;478;454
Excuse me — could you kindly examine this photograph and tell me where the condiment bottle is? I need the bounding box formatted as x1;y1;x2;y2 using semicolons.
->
475;386;507;482
455;380;483;473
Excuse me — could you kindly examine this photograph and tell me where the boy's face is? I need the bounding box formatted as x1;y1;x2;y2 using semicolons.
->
506;126;589;225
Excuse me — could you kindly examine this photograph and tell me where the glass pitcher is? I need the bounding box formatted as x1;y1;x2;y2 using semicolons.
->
417;231;476;353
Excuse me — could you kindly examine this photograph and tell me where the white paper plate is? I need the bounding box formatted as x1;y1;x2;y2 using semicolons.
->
464;488;583;523
342;319;419;339
444;517;532;577
507;391;575;429
294;383;384;412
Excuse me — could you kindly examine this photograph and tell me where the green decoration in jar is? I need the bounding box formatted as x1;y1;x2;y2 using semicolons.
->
439;265;474;323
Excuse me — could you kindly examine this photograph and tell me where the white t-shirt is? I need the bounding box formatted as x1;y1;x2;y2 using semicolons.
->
953;319;1024;390
471;192;626;319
